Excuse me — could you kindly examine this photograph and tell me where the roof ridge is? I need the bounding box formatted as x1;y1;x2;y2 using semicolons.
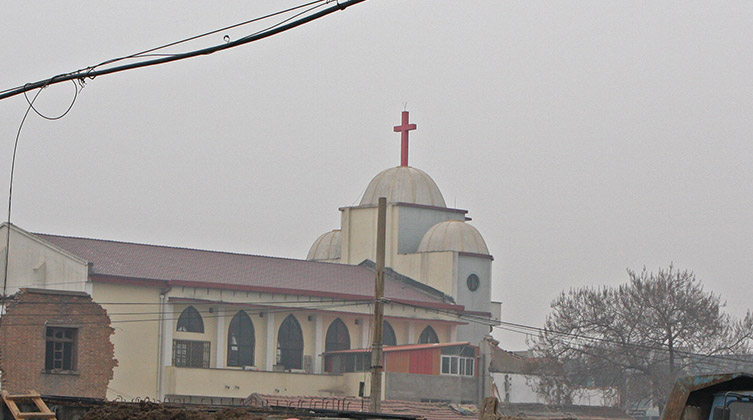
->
33;231;364;267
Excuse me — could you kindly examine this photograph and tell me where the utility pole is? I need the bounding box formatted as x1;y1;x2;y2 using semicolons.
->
369;197;386;412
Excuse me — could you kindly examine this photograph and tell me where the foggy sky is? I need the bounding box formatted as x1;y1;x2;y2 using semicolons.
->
1;1;752;349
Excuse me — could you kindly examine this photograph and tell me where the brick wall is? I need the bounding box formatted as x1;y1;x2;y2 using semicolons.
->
0;288;117;398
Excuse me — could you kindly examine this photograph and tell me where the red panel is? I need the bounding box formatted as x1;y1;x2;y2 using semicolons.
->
408;348;437;375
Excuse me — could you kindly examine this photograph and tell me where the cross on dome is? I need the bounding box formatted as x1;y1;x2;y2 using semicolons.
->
393;111;417;167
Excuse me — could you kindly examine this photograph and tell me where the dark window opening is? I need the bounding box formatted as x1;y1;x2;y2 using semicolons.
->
325;318;350;352
277;314;303;370
418;325;439;344
325;352;371;373
176;306;204;333
173;340;210;368
466;273;480;292
383;321;397;347
45;327;77;371
227;311;255;367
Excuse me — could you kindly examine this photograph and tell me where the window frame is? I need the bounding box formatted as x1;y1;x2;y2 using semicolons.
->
173;339;211;368
325;318;351;352
227;311;255;367
440;355;475;376
276;314;304;370
176;306;205;333
418;325;439;344
44;326;79;373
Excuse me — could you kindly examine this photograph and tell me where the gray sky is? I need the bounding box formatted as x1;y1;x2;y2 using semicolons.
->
1;1;752;349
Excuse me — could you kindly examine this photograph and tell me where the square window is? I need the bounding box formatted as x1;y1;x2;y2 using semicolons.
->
173;340;210;368
45;327;77;372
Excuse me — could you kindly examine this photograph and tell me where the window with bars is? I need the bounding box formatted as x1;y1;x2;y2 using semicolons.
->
45;326;78;372
173;340;210;368
440;355;474;376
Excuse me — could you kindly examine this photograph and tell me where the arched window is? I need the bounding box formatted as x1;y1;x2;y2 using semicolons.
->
418;325;439;344
227;311;255;366
277;314;303;370
176;306;204;333
383;321;397;347
325;318;351;352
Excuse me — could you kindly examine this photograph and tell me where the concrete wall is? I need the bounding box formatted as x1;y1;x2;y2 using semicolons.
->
385;372;477;403
165;367;362;398
0;224;88;294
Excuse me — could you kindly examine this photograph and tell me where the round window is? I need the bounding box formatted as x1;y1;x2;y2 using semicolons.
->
466;274;480;292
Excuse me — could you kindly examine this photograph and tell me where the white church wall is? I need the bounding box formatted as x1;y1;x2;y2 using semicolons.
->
392;251;455;295
0;224;88;294
455;254;493;344
395;205;464;254
340;206;379;265
93;281;163;401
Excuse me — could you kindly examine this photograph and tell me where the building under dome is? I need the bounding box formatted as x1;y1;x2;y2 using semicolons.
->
1;110;500;405
359;166;446;207
308;110;500;346
307;229;342;262
417;220;490;255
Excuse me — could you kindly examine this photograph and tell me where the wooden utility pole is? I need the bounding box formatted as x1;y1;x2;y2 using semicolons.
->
369;197;387;412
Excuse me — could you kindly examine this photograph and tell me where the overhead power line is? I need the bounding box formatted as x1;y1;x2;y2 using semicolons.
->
0;0;367;101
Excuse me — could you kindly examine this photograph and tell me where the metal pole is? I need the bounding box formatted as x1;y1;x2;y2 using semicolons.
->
370;197;386;412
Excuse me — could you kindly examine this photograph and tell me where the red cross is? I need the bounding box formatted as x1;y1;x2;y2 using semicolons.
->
393;111;417;167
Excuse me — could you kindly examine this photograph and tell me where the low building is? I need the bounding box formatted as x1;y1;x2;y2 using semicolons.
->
0;288;116;399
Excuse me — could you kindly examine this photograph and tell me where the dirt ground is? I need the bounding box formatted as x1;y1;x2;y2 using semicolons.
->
81;401;267;420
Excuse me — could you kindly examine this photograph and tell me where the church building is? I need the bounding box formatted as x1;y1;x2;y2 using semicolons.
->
0;111;500;404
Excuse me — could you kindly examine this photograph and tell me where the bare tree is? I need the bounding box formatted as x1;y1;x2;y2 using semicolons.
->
528;265;753;411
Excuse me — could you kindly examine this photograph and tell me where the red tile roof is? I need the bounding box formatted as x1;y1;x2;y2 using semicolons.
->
323;342;472;355
36;233;462;310
256;394;477;420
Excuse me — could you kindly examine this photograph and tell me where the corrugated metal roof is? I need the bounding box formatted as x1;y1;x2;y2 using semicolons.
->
36;233;460;309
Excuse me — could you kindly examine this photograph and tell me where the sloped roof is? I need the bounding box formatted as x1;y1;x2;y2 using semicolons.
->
36;233;460;310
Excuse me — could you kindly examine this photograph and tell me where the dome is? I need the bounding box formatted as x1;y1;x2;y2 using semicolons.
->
360;166;446;207
306;230;342;261
417;220;490;255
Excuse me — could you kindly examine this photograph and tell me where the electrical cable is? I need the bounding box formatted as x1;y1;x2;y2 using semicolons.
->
23;80;79;121
0;0;368;101
3;86;45;307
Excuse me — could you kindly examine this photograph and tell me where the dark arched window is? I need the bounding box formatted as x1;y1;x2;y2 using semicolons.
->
383;321;397;347
176;306;204;333
418;325;439;344
325;318;351;352
277;314;303;370
227;311;255;366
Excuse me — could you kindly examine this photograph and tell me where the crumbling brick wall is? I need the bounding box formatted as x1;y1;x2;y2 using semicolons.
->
0;288;117;398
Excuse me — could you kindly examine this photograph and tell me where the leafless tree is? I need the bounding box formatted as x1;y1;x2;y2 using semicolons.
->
528;265;753;411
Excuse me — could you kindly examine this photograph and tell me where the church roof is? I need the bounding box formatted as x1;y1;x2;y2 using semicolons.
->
35;233;460;311
306;229;341;261
417;220;490;255
360;166;446;207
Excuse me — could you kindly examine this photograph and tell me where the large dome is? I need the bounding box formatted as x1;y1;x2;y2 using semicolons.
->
306;230;342;262
417;220;489;255
360;166;446;207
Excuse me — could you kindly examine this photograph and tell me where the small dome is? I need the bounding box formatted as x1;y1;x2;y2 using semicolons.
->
360;166;446;207
306;230;342;261
417;220;489;255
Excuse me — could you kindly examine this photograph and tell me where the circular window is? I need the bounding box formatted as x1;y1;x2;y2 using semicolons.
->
466;274;480;292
